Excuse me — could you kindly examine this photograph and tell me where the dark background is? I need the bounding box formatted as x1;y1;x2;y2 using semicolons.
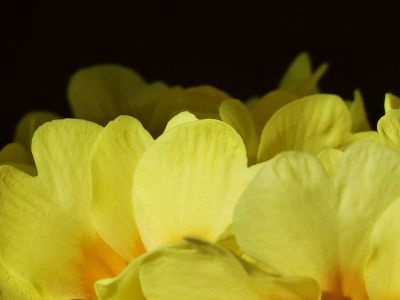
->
2;2;399;146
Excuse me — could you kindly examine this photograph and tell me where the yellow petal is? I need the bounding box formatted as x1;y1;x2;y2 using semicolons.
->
91;116;154;261
14;110;60;151
219;99;259;164
364;199;400;298
317;148;343;176
234;151;338;290
134;119;252;251
67;64;145;125
258;94;351;162
149;85;229;136
95;253;148;300
340;131;381;150
279;52;313;90
164;111;198;132
349;90;371;132
251;89;299;134
140;239;320;300
0;143;36;174
378;109;400;151
384;92;400;112
0;120;126;298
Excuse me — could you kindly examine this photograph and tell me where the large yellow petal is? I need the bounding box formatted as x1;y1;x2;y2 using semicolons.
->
67;64;148;125
134;119;252;251
377;109;400;151
219;99;259;164
234;152;338;291
0;120;126;298
14;110;60;150
364;199;400;298
91;116;154;262
258;94;351;162
140;239;320;300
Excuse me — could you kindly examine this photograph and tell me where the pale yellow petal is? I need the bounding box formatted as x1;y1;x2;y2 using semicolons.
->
164;111;198;132
384;93;400;112
219;99;259;164
0;143;35;174
340;131;380;150
234;151;338;290
364;199;400;298
134;119;251;251
91;116;154;261
279;52;313;90
140;239;320;300
258;94;351;162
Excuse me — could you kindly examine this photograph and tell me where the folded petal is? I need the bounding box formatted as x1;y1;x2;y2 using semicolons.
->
140;239;320;300
384;93;400;112
219;99;259;164
348;90;371;132
258;94;351;162
134;119;252;251
364;199;400;298
279;52;313;90
91;116;154;261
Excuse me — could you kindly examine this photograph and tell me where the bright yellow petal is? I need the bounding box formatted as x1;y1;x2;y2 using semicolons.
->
384;92;400;112
378;109;400;151
14;110;60;150
140;239;320;300
219;99;259;164
251;89;299;134
340;131;381;150
67;64;145;125
349;90;371;132
258;94;351;162
91;116;154;261
134;119;252;251
0;120;126;298
163;111;198;132
234;151;338;291
364;199;400;298
317;148;343;176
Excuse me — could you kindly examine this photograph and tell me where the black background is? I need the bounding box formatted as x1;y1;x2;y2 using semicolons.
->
2;2;399;146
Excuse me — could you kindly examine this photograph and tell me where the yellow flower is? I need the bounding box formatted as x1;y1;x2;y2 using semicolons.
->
0;113;317;299
234;140;400;299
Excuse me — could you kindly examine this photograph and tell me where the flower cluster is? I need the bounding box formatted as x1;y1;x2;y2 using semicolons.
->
1;53;399;299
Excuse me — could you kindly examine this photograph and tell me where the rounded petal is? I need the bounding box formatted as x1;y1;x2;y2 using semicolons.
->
364;200;400;298
317;148;343;176
67;64;145;125
219;99;259;164
234;152;338;290
91;116;154;261
14;110;60;150
164;111;198;132
140;239;320;300
134;119;252;251
258;94;351;162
